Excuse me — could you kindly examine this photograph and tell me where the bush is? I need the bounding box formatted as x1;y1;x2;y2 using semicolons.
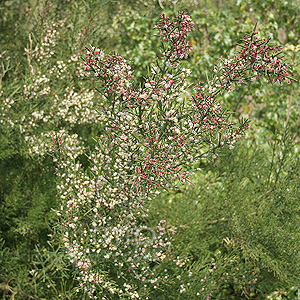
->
0;1;299;299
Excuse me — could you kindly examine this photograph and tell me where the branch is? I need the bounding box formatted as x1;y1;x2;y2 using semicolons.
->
0;278;18;300
208;217;227;225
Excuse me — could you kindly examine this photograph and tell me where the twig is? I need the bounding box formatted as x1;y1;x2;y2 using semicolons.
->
282;79;294;138
208;217;227;225
24;33;34;75
158;0;164;9
254;188;273;202
29;260;56;285
0;278;18;300
277;49;295;159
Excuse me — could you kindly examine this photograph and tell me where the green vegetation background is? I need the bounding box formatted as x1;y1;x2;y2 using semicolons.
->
0;0;300;299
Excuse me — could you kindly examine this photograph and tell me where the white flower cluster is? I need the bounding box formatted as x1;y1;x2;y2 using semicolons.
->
1;19;101;162
24;73;50;98
36;20;65;63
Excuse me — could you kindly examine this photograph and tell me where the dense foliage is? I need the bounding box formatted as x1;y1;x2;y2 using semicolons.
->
0;0;300;299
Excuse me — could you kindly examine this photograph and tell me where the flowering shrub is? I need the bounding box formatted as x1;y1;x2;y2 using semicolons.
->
0;0;298;298
50;12;293;299
0;3;293;297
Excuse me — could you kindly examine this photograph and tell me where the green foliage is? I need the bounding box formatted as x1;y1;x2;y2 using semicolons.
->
0;132;16;161
149;138;300;298
0;236;79;299
0;155;57;249
111;8;160;84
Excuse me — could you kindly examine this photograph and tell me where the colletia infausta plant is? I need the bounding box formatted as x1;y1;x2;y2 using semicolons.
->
54;12;292;299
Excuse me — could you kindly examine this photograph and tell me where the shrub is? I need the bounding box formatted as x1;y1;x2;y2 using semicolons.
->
52;11;292;299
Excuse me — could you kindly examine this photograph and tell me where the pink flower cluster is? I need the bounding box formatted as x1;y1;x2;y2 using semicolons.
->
84;48;133;96
192;82;248;150
193;84;228;130
50;133;64;155
134;132;189;190
155;13;194;63
219;32;292;88
239;32;291;83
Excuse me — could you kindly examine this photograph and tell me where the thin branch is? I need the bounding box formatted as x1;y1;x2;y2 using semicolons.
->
208;217;227;225
277;49;295;159
158;0;164;10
